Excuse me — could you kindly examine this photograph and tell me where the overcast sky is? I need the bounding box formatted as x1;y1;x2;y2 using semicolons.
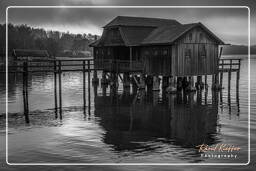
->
1;0;255;45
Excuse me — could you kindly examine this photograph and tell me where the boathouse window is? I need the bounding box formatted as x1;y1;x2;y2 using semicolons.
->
189;33;192;41
199;33;203;42
200;45;206;58
185;48;191;58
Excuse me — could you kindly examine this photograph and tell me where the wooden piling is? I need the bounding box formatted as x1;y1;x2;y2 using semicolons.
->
54;60;58;118
23;62;29;123
220;60;224;88
228;70;231;94
236;59;241;91
83;61;86;113
87;60;91;115
204;75;208;89
58;60;62;119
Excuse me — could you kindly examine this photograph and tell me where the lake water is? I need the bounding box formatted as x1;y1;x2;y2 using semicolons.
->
0;55;255;170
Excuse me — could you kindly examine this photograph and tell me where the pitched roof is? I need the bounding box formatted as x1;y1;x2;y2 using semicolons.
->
90;16;224;47
141;23;197;45
104;16;181;28
119;26;155;46
13;49;49;57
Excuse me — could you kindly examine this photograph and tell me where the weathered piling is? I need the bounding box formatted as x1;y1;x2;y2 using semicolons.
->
87;60;91;115
196;76;203;90
220;60;224;88
101;71;108;85
87;60;91;95
92;70;99;85
152;75;160;91
228;70;231;94
236;59;241;91
58;60;62;119
123;72;130;89
139;73;146;89
204;75;208;89
83;61;86;114
162;76;169;90
166;76;177;93
54;60;58;118
187;76;196;91
23;62;29;123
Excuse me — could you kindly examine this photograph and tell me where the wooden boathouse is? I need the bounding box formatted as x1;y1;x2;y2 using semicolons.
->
90;16;226;91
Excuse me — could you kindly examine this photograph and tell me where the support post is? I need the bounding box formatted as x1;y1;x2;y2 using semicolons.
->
236;59;241;91
152;75;160;91
92;70;99;85
166;76;177;93
58;60;62;119
139;73;146;89
23;62;29;123
87;60;91;115
204;75;208;89
228;70;231;94
196;76;203;90
187;76;196;92
54;60;58;118
83;61;86;113
162;76;169;90
101;71;108;85
87;60;91;95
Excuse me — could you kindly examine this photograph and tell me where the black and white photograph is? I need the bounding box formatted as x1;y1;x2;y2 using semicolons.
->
0;0;255;171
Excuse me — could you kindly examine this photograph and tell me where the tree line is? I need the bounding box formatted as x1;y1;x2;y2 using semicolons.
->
0;23;99;57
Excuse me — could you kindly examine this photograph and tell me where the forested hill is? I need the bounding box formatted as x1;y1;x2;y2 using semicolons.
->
0;24;99;57
222;45;256;55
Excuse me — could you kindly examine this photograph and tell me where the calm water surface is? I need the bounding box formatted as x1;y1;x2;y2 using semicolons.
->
0;56;255;170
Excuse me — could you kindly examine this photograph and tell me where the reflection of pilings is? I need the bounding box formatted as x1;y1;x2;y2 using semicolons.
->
204;88;208;105
236;86;240;115
212;89;219;105
102;84;107;97
23;62;29;123
220;90;223;112
54;61;58;118
58;61;62;119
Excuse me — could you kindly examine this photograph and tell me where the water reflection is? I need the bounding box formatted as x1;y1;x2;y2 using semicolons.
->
94;88;220;156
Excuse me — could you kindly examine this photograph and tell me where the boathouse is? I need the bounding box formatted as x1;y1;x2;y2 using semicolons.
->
90;16;224;76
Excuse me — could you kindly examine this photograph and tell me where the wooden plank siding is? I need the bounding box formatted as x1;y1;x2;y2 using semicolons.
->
141;46;172;75
172;26;219;76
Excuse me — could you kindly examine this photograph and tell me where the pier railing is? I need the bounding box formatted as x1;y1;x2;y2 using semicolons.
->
218;59;241;72
94;59;143;72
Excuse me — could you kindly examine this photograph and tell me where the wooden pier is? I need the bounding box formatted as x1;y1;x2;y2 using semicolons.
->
1;57;241;123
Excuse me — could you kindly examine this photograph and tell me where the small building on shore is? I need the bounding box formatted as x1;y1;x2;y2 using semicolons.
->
12;49;52;61
90;16;224;77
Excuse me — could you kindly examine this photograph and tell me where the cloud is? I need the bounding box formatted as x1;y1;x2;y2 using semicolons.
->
1;0;255;44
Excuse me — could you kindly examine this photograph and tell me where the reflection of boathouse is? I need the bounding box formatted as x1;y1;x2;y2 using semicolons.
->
94;91;219;153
